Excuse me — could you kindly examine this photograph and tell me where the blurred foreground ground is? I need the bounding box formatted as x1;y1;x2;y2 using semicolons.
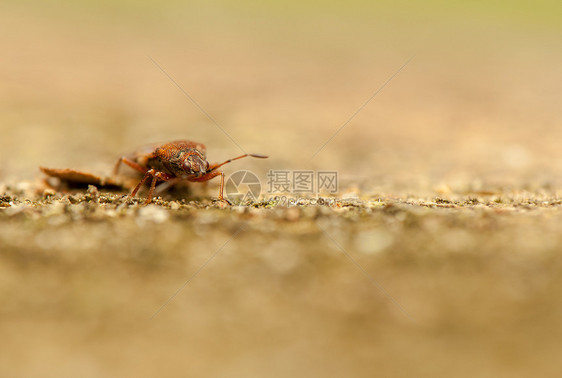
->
1;1;562;377
2;190;562;377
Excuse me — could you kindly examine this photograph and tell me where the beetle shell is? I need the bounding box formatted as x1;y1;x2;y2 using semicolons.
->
147;141;207;177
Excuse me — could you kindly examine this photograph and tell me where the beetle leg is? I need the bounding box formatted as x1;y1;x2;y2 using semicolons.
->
216;172;233;204
189;170;230;203
145;171;168;205
130;169;170;204
131;169;154;198
218;172;226;201
190;170;222;183
114;157;147;176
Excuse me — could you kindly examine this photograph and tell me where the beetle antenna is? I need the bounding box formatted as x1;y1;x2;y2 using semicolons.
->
210;153;268;171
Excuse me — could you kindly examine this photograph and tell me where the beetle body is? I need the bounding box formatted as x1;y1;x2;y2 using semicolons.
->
114;140;267;204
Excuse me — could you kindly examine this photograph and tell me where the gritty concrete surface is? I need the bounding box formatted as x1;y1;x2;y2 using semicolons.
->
2;185;562;377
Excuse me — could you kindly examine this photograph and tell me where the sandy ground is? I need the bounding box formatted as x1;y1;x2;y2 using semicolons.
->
1;1;562;377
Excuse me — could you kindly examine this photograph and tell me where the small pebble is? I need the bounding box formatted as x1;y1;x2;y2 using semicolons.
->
87;185;100;202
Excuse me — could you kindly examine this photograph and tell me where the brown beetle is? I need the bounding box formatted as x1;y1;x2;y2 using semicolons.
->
114;140;267;204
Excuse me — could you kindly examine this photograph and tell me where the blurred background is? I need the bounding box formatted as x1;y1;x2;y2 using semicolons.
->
2;1;562;377
2;0;561;193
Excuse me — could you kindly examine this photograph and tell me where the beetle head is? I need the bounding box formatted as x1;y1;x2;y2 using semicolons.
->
183;151;210;177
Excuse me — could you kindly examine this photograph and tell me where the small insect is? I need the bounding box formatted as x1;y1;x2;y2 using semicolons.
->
114;140;268;204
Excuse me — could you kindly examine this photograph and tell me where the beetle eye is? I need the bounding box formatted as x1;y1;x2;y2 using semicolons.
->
183;160;194;172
